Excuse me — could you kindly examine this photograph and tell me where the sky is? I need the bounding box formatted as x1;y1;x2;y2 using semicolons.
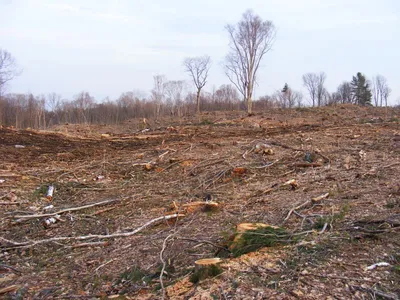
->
0;0;399;105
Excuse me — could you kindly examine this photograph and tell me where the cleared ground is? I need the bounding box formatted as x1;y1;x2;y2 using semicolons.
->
1;105;399;299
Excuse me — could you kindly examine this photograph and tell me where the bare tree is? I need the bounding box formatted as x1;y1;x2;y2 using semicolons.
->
302;72;326;107
336;82;353;104
183;56;211;114
224;10;276;115
275;83;302;109
372;75;391;107
151;75;166;118
0;49;21;96
382;85;391;107
163;80;185;117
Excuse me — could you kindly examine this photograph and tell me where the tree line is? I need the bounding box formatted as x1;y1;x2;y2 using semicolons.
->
0;10;394;129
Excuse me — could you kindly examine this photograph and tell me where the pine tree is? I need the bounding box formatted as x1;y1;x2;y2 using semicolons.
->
281;83;289;93
350;72;372;106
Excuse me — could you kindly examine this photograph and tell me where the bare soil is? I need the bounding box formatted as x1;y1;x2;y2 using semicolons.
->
1;105;399;299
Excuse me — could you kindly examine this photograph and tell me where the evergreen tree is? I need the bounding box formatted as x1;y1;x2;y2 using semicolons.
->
350;72;372;106
281;83;289;93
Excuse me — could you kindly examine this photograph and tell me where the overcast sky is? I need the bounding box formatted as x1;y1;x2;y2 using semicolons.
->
1;0;399;105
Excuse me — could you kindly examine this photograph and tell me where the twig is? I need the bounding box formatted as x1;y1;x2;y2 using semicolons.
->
254;159;280;169
95;259;114;274
350;285;399;300
301;273;380;283
219;287;228;300
319;223;328;234
160;234;175;300
283;200;310;223
1;213;185;249
71;242;109;248
158;150;169;160
13;198;121;220
242;147;255;160
90;206;116;216
0;202;22;205
293;163;323;168
0;264;22;274
381;162;400;169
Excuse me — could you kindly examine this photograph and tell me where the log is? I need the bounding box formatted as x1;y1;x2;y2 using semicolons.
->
311;193;329;204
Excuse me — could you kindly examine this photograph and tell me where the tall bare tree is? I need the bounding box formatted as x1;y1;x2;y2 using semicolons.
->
372;75;391;107
224;10;276;114
0;49;21;96
183;56;211;114
151;75;166;118
302;72;327;107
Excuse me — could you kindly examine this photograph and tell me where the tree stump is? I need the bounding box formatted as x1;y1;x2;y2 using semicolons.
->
190;258;223;283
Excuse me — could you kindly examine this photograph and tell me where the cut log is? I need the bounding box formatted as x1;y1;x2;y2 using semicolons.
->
311;193;330;204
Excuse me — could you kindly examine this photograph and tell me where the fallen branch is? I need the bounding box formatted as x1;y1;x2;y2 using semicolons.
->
160;234;175;300
0;202;22;205
1;213;185;249
319;223;329;234
95;259;114;274
0;285;19;295
71;242;109;248
13;198;121;221
0;263;22;274
283;200;310;223
293;163;323;168
90;206;117;216
350;285;399;300
381;162;400;169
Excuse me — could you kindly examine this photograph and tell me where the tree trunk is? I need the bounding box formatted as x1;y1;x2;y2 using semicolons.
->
196;89;201;114
247;97;252;115
247;83;253;115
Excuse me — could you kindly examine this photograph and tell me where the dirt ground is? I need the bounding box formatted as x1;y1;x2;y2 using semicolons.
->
1;105;399;299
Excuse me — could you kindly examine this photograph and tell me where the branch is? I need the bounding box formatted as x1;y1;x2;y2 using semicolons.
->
160;234;175;300
282;200;310;223
1;213;185;249
13;198;121;221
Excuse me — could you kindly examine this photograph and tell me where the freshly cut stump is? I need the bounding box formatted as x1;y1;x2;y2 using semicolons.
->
195;258;222;269
230;223;282;253
191;258;223;283
182;201;219;213
233;223;279;243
